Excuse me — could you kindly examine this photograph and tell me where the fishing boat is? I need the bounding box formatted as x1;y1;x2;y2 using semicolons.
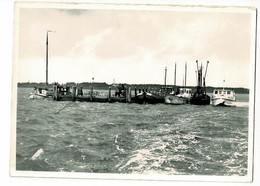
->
211;88;236;106
135;91;165;104
190;60;210;105
175;87;192;101
29;87;52;99
135;67;167;104
165;63;192;105
29;30;55;99
165;94;186;105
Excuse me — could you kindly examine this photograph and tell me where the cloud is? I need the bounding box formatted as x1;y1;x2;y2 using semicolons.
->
17;8;254;88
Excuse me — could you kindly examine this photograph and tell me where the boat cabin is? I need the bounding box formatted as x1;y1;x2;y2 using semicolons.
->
177;88;192;95
159;87;174;95
175;88;192;99
33;87;48;95
212;89;236;99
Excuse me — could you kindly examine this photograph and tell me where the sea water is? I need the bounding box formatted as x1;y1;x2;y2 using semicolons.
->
16;88;249;176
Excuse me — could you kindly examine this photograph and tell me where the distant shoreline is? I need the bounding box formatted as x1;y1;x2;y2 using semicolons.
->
17;82;249;94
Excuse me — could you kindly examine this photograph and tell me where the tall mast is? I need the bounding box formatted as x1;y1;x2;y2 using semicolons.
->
183;74;184;86
46;30;55;86
185;62;187;87
174;63;176;87
203;61;209;87
203;61;209;94
46;31;48;85
164;66;167;89
199;63;203;87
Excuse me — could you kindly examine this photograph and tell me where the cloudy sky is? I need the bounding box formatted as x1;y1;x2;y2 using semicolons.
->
17;6;255;88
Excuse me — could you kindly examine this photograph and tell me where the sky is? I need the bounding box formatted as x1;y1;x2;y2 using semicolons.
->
17;6;255;88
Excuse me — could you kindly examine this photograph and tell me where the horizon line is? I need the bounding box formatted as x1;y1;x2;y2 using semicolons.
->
17;81;249;90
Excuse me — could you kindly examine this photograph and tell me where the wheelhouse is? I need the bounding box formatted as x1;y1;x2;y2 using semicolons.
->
212;89;235;99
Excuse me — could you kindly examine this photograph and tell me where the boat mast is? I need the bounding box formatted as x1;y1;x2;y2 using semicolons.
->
164;66;167;89
185;62;187;87
46;31;49;85
203;61;209;94
196;60;201;88
46;30;55;86
183;74;184;87
174;63;176;88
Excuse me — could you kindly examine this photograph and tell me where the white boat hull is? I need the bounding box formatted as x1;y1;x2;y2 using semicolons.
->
165;95;186;105
29;93;48;99
211;98;235;107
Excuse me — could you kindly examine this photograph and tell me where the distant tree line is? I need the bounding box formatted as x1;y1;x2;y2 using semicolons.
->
18;82;250;94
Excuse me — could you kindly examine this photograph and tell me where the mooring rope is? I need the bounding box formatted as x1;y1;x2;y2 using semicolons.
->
54;102;73;115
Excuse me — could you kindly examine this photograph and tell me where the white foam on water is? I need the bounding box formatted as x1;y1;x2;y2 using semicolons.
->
114;135;118;144
49;133;65;138
118;149;150;171
65;144;74;148
233;102;249;107
114;134;125;153
31;148;44;160
213;102;249;107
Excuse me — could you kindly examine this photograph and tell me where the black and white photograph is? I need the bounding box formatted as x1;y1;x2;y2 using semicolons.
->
9;1;256;183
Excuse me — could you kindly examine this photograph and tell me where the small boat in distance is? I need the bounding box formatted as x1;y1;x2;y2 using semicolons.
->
211;88;236;106
29;30;54;99
29;87;52;99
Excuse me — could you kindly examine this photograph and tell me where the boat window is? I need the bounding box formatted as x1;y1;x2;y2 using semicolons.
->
227;91;230;94
214;90;218;94
223;91;226;94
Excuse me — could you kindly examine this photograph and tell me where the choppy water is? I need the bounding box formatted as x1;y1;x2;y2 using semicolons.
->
16;88;249;176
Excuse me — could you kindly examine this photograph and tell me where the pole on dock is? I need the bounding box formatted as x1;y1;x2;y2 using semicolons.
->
90;86;93;101
53;84;57;100
125;87;128;102
128;87;131;103
135;88;137;98
108;87;111;102
72;86;76;101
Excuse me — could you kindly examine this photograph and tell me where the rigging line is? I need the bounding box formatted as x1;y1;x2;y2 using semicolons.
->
54;102;73;115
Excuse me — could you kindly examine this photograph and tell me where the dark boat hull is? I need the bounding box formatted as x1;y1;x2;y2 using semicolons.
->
136;92;164;104
190;94;211;105
110;97;126;103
